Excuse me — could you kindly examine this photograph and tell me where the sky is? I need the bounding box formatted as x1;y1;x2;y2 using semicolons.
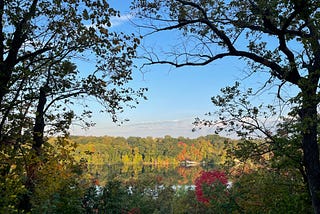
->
70;1;296;139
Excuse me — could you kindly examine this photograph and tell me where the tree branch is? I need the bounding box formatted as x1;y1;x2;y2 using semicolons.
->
234;22;309;38
142;52;231;68
140;1;305;85
5;0;39;67
143;47;301;85
151;19;202;32
44;90;86;114
177;0;206;16
282;4;301;31
16;47;52;63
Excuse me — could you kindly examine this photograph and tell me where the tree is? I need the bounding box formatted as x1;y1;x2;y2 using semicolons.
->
132;0;320;212
0;0;145;211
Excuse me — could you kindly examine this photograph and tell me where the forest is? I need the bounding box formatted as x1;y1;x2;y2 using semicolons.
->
70;135;230;166
1;0;320;213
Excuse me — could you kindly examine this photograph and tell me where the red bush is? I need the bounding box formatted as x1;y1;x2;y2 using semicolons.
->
194;170;228;204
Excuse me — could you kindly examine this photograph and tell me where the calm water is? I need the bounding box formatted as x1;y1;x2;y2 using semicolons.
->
87;164;215;186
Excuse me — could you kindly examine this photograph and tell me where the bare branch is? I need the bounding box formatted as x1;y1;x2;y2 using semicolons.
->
177;1;237;52
142;52;231;67
149;18;202;32
277;80;286;102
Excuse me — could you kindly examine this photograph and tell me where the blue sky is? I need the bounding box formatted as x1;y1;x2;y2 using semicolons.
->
70;1;296;138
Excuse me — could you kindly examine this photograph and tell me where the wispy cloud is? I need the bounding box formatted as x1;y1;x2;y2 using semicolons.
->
71;118;217;139
84;13;134;30
110;13;134;27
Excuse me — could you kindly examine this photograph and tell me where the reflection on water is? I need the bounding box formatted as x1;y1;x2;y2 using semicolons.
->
87;164;215;186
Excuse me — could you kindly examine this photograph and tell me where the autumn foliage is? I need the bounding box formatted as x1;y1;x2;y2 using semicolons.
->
194;170;228;204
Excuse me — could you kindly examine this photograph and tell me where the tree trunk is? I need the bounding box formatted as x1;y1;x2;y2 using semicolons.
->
32;85;48;155
299;84;320;213
0;64;12;138
19;85;48;211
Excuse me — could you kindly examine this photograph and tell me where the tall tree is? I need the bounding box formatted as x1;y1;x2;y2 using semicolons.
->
132;0;320;212
0;0;145;211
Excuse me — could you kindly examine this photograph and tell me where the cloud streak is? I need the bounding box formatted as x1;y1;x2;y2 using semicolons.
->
110;13;134;27
84;13;134;30
70;118;216;138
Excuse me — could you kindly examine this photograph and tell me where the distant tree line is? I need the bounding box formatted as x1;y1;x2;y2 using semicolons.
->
69;135;234;166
